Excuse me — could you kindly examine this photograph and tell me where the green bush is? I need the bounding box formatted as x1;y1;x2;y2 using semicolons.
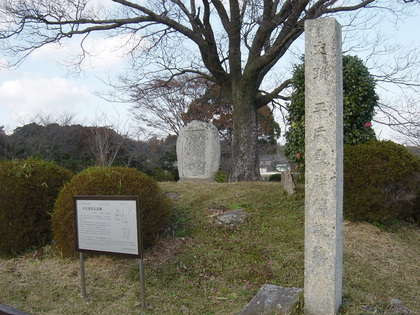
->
268;173;282;182
285;55;377;171
215;170;227;183
344;141;420;224
51;167;172;257
150;170;175;182
0;159;72;257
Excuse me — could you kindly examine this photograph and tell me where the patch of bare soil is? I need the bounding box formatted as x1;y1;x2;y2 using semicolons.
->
143;237;188;267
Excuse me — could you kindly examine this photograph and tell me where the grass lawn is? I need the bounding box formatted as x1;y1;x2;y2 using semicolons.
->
1;182;418;314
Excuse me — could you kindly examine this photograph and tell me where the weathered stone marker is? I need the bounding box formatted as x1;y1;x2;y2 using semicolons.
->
304;18;343;314
176;120;220;182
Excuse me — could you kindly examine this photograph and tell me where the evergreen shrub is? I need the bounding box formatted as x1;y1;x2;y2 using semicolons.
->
268;173;282;182
215;170;227;183
344;141;420;224
285;55;378;171
151;170;175;182
0;158;72;257
51;166;172;257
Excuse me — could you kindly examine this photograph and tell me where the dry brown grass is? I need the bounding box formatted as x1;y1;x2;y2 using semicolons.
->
0;182;418;314
342;221;420;313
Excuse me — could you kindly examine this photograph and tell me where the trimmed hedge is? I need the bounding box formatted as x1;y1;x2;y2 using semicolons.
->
268;173;282;182
344;141;420;224
51;167;172;257
0;159;72;257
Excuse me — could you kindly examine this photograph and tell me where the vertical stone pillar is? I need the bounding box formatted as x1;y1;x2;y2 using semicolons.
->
304;18;343;315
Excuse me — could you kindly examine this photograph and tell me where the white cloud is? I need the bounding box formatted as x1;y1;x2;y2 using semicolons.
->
29;33;144;71
0;76;91;126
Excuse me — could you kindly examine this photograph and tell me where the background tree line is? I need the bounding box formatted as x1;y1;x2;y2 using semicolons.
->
0;113;281;181
0;123;179;180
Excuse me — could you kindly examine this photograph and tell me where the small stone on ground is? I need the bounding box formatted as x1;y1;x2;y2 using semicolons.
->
216;209;247;227
238;284;302;315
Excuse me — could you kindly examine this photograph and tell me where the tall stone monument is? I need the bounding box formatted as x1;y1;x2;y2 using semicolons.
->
176;120;221;182
304;18;343;314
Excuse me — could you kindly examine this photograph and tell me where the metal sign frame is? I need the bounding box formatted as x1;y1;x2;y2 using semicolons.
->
74;195;142;258
74;195;145;308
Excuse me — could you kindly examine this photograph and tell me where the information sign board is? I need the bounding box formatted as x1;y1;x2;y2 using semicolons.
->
74;195;141;258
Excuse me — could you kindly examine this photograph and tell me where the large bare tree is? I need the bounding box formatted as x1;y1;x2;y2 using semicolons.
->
0;0;416;180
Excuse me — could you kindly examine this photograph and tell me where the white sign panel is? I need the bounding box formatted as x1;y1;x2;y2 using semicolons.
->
74;196;141;257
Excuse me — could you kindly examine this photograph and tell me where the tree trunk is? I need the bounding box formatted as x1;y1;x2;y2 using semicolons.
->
229;84;261;181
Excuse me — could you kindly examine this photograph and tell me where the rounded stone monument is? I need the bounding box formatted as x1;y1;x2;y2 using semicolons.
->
176;120;221;182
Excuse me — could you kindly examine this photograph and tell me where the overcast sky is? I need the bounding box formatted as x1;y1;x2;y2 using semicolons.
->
0;34;134;133
0;5;418;142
